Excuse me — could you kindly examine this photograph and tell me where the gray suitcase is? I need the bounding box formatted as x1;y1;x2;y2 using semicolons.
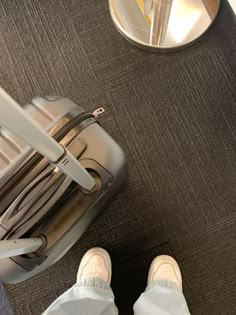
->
0;94;127;283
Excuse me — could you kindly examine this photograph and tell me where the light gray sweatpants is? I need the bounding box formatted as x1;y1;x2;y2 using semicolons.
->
43;278;190;315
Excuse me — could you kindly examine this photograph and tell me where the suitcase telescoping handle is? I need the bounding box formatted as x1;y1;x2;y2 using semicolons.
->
0;238;43;259
0;87;96;191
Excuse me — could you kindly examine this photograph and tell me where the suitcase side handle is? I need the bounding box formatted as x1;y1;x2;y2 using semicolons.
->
0;87;95;191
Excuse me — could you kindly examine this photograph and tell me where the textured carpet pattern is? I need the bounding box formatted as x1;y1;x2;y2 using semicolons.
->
0;1;235;314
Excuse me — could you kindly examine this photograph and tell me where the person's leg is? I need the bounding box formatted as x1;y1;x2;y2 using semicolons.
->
42;248;118;315
134;255;191;315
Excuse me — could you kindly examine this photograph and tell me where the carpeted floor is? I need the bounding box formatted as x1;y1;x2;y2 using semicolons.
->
0;0;235;314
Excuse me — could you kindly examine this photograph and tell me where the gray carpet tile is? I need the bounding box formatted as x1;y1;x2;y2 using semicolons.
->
0;0;235;314
0;282;13;315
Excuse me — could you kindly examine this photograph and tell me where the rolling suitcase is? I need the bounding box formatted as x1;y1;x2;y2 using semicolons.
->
0;88;127;283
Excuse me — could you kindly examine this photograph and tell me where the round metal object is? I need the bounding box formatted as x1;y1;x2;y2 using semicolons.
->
109;0;221;51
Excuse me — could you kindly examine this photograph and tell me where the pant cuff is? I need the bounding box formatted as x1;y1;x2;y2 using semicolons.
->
75;277;112;292
146;279;182;293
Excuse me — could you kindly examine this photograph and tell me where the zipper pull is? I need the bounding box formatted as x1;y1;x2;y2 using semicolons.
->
93;107;105;118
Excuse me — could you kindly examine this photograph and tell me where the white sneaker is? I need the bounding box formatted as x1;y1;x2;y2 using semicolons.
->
147;255;182;289
77;248;112;284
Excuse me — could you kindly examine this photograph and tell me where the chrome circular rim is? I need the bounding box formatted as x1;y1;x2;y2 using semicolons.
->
109;0;221;51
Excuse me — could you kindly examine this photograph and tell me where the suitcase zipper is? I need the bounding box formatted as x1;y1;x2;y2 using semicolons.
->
93;107;105;118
